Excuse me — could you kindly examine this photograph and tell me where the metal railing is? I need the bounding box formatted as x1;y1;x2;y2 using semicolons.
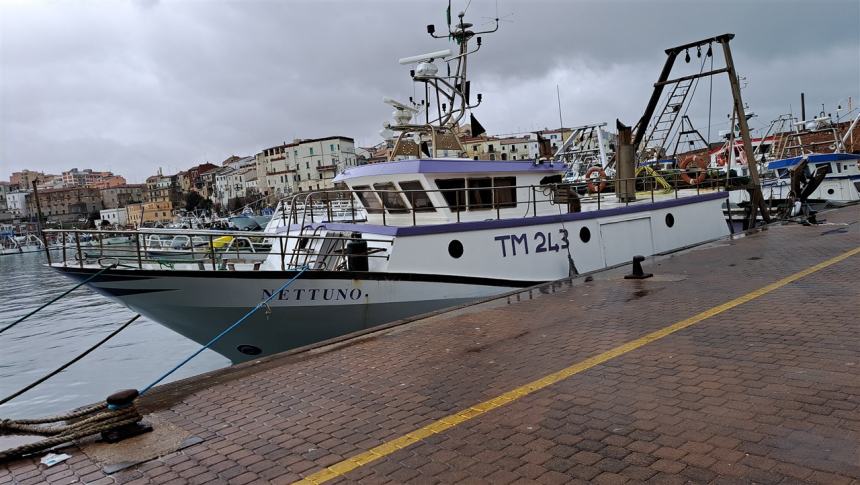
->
43;172;766;272
274;171;749;228
43;228;394;272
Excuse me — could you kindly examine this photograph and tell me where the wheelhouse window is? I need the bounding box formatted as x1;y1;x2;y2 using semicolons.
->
372;182;409;213
436;177;517;212
467;177;493;210
493;176;517;208
436;178;466;212
352;185;383;214
398;180;435;212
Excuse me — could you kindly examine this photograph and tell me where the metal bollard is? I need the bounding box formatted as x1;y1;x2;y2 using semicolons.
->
624;255;653;279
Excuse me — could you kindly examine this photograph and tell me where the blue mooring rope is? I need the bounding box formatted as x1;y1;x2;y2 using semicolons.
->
138;266;309;397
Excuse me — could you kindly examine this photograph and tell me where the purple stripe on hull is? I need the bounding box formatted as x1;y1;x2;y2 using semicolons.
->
280;192;728;237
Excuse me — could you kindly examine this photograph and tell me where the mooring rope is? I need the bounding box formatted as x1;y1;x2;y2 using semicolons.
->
0;313;143;461
0;314;141;406
0;403;142;460
139;266;309;395
0;267;309;461
0;264;117;335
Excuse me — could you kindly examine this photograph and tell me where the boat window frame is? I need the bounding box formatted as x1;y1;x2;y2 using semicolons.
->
435;176;519;212
435;178;467;212
493;176;517;208
352;185;384;214
372;182;410;214
467;177;493;211
397;180;436;212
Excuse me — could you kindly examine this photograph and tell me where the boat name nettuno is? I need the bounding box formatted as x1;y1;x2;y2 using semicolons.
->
494;229;570;258
262;287;365;302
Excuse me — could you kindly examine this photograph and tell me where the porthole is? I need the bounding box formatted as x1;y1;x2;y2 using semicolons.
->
237;344;262;356
827;188;835;195
448;240;464;258
665;213;675;227
579;227;591;243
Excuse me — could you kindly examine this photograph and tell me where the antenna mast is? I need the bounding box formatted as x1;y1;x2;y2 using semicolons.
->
385;7;499;160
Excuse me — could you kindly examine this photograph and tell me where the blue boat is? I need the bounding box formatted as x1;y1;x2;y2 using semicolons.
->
764;153;860;202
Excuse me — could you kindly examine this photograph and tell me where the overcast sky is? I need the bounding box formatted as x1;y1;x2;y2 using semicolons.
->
1;0;858;183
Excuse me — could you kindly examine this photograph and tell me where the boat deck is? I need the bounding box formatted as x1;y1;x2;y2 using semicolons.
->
2;206;859;485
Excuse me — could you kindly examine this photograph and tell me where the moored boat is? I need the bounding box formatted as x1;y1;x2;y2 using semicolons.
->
47;11;734;364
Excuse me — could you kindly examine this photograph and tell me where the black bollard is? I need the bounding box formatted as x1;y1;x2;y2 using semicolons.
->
624;255;653;279
102;388;152;443
106;389;139;410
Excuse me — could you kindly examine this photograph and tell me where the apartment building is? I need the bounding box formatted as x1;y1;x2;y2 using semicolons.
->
10;170;55;189
100;185;145;209
99;208;129;226
35;187;102;223
0;182;10;211
126;201;174;226
214;164;259;208
185;163;219;198
145;171;183;205
6;191;30;218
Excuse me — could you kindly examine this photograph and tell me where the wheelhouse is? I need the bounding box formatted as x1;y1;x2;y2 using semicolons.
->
332;159;570;225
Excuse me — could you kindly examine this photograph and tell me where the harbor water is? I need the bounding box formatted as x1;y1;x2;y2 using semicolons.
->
0;250;229;419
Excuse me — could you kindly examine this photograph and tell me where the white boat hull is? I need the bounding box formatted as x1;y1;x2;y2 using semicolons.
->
53;193;730;363
56;268;523;363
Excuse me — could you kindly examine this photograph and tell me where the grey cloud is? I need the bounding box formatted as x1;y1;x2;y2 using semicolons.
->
1;0;858;182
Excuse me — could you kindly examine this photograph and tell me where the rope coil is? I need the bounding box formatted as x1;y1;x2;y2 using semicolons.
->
0;403;142;460
1;267;309;462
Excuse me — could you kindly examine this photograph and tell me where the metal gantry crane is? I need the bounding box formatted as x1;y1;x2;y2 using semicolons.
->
633;33;770;227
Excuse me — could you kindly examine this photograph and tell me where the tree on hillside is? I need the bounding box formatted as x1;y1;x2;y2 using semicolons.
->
185;191;204;211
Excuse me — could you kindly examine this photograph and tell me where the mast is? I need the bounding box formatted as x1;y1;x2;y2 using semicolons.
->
386;9;499;160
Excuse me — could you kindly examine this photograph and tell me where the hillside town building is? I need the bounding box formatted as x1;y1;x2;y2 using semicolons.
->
100;185;145;209
35;187;102;223
99;207;129;226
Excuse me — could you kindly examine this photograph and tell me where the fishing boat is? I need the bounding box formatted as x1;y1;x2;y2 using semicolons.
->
48;11;732;363
711;112;860;201
762;113;860;203
0;225;45;255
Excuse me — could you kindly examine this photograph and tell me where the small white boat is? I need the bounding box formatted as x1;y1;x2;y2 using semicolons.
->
144;234;212;261
1;225;45;255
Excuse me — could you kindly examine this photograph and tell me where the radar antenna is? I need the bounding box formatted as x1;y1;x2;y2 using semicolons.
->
386;5;499;160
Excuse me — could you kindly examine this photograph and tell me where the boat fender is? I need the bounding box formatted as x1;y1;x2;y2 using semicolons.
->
346;233;369;272
585;167;607;193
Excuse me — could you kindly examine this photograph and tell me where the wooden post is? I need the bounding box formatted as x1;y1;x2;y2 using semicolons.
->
719;37;770;225
74;231;83;269
135;233;143;269
31;181;51;264
615;120;636;202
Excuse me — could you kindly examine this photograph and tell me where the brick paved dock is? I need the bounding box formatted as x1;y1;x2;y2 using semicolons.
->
2;206;859;485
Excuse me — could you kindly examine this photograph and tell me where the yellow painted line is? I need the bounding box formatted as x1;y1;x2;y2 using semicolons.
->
294;246;860;485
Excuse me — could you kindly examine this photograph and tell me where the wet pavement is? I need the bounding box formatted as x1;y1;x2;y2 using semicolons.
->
2;206;859;484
